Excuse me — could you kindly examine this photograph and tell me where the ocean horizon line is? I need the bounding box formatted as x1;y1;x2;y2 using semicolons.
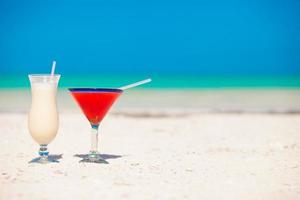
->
0;74;299;89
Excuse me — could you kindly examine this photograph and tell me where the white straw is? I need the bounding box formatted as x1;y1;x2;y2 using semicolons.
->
119;78;152;90
51;61;56;75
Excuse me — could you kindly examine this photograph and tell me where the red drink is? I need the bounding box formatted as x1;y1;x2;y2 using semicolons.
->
69;88;123;125
68;79;150;164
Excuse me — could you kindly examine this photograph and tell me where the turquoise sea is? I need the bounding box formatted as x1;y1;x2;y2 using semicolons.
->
0;74;300;89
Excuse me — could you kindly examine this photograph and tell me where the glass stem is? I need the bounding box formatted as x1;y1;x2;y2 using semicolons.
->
39;144;49;160
90;125;99;155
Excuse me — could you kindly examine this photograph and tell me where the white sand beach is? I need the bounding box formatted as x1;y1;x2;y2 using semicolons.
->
0;89;300;200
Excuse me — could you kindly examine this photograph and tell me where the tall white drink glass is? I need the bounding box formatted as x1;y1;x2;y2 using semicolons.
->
28;74;60;163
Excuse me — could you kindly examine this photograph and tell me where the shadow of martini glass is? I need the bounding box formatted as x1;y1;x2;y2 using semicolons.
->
74;154;123;164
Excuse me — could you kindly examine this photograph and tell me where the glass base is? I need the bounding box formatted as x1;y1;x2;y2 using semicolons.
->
77;152;109;164
29;145;61;164
29;155;60;164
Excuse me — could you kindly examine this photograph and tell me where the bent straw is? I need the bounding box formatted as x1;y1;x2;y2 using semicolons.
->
51;61;56;75
119;78;152;90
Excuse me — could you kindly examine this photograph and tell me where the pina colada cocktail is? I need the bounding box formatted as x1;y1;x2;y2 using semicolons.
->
28;74;60;163
69;88;123;163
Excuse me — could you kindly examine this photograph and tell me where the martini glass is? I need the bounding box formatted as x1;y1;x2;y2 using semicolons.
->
69;88;123;163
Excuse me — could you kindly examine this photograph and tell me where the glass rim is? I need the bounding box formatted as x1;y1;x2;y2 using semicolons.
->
68;88;123;93
28;74;61;77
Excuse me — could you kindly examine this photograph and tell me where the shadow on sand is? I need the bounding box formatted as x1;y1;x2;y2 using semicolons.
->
29;154;63;164
74;154;123;164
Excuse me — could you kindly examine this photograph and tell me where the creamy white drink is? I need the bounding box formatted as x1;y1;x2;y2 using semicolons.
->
28;83;59;144
28;74;60;163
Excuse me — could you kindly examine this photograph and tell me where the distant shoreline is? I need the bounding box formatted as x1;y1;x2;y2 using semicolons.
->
1;88;300;114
